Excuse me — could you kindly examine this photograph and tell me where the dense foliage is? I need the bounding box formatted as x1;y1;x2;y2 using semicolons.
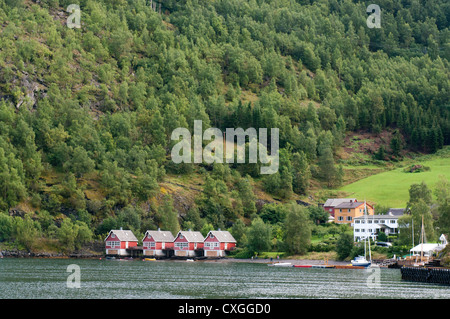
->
0;0;448;253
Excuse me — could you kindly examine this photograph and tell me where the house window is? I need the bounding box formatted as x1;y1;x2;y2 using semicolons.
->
111;234;116;238
205;242;219;249
175;242;188;249
339;209;342;213
355;229;360;232
338;216;344;221
347;216;352;221
355;220;360;224
109;241;120;248
368;220;373;224
147;234;152;239
348;209;351;212
380;220;385;224
390;220;396;224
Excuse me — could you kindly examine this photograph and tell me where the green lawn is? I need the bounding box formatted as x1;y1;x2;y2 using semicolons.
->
337;149;450;208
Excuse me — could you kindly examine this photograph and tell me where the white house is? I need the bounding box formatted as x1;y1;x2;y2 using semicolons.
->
353;214;400;242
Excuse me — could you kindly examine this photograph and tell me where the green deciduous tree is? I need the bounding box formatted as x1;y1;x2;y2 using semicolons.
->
283;203;312;255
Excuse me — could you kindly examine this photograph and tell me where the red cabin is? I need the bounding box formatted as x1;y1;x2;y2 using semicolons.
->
173;230;204;257
105;229;138;256
142;229;175;257
203;230;236;257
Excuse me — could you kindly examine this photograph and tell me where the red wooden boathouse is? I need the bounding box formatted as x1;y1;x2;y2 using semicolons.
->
203;230;236;257
173;230;204;257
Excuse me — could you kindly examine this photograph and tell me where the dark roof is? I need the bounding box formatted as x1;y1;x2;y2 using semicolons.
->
335;201;365;209
387;208;405;216
324;198;357;207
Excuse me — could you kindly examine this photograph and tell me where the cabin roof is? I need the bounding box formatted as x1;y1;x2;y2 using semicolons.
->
207;230;236;243
105;229;138;242
176;230;205;242
144;230;175;242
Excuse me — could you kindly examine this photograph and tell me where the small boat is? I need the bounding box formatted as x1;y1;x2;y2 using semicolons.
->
143;258;156;261
268;262;292;267
293;265;312;268
351;256;371;267
186;259;194;262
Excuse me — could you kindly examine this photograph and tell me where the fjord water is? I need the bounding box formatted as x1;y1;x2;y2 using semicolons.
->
0;258;449;299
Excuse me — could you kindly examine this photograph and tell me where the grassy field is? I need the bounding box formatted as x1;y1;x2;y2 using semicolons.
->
336;147;450;208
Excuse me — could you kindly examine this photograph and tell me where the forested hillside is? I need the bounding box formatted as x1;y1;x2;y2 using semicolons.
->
0;0;448;253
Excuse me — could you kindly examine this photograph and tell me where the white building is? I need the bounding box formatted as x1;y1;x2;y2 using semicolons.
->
353;214;400;242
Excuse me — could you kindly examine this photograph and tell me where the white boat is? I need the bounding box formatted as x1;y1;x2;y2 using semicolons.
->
268;262;292;267
353;201;373;268
186;259;194;262
351;256;371;267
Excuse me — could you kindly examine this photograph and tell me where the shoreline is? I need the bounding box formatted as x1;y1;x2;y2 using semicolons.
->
1;251;350;265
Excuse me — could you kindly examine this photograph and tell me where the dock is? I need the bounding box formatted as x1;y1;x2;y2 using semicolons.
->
401;267;450;285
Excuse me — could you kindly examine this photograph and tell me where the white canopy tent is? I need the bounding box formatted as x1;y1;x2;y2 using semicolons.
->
410;243;443;257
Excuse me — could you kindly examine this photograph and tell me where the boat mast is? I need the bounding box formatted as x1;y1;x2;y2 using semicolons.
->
365;200;371;262
420;215;424;262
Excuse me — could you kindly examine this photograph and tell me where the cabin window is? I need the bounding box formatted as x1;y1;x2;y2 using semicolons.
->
347;216;352;221
390;220;396;224
147;234;152;239
205;242;219;249
111;234;116;238
175;242;188;249
355;220;360;224
348;209;351;212
338;216;344;221
109;241;120;248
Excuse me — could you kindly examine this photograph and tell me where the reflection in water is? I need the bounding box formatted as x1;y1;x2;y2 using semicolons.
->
0;258;449;299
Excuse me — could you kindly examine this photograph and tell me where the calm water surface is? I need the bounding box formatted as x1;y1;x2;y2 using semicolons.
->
0;258;449;299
